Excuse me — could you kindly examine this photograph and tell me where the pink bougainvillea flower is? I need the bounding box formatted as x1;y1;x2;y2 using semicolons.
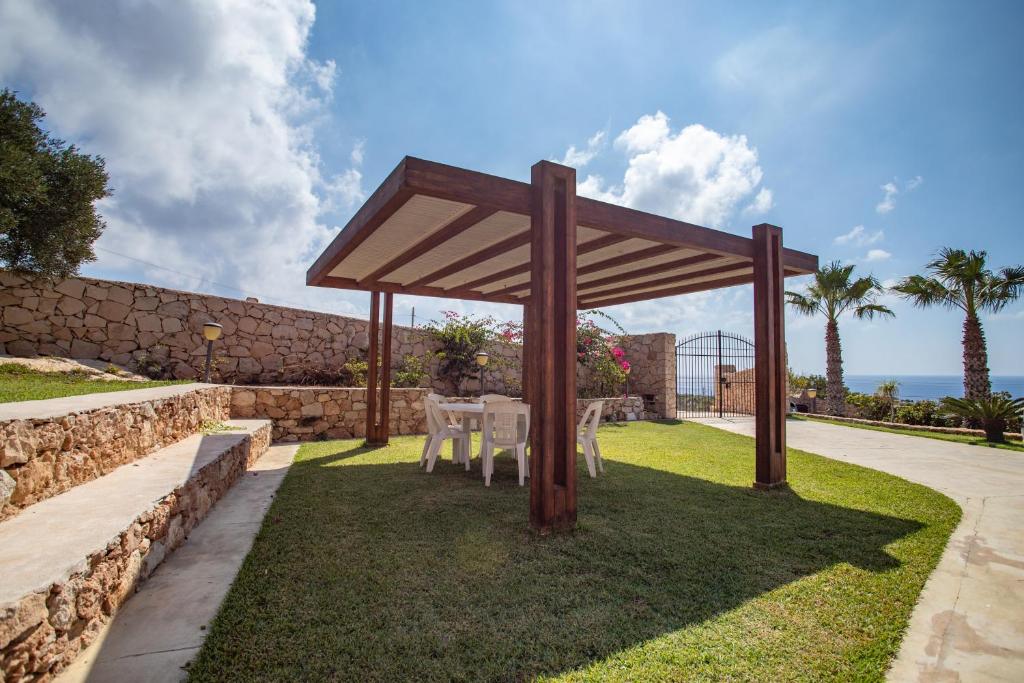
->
611;347;625;358
620;360;631;372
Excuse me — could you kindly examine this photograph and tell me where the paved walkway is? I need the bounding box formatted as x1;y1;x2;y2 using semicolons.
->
693;417;1024;682
58;443;298;683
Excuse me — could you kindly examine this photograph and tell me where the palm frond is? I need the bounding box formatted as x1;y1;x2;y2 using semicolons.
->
784;291;821;317
853;303;895;320
891;275;963;311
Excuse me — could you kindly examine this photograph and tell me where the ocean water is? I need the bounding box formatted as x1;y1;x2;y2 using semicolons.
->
844;375;1024;401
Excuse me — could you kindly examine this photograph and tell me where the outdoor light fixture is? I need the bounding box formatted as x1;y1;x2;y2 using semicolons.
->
806;387;818;413
202;322;223;383
475;351;489;397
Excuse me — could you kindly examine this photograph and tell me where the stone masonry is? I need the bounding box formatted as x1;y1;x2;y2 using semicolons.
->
0;271;677;417
0;423;271;681
0;387;231;520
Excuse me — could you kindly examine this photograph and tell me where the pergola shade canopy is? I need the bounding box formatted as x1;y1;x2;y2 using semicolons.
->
308;156;818;532
307;157;817;308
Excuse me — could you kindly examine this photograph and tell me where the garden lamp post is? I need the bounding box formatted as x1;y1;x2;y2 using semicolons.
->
202;322;223;383
475;351;489;397
624;364;631;398
807;387;817;414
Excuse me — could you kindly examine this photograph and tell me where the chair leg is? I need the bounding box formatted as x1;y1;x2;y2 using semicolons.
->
462;436;471;471
425;435;443;473
420;435;431;467
593;440;604;473
483;444;493;487
582;440;597;478
516;444;526;486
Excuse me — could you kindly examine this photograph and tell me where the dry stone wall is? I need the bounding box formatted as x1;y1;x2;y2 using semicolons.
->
0;386;231;520
0;423;271;681
1;272;677;417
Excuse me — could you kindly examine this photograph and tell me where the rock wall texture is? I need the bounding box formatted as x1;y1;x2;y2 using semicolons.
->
230;386;429;442
229;386;651;442
0;423;271;682
0;272;677;417
0;387;231;520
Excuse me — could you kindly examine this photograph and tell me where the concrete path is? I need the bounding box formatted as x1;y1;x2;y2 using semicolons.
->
58;443;298;683
693;417;1024;682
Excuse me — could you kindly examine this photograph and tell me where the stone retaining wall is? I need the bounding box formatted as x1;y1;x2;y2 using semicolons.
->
230;386;429;442
802;413;1023;441
0;387;231;519
229;386;652;442
0;422;271;681
0;271;677;418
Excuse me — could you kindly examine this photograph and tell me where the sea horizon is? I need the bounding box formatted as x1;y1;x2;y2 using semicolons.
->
844;374;1024;401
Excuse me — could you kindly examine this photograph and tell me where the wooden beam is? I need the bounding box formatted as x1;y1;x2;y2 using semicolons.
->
578;268;803;309
358;206;498;286
404;156;531;213
577;252;723;293
376;293;394;444
752;224;787;489
307;160;410;286
578;262;753;300
527;160;577;533
365;291;381;445
406;230;531;289
453;233;630;293
318;275;526;305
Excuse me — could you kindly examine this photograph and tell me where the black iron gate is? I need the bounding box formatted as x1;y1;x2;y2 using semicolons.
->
676;330;756;417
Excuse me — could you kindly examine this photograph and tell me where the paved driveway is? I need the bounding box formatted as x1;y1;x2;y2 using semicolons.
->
692;417;1024;682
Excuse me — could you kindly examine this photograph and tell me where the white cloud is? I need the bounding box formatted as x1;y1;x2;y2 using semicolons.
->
864;249;892;262
743;187;774;215
834;225;884;246
0;0;366;313
576;112;770;228
555;130;605;168
875;176;923;214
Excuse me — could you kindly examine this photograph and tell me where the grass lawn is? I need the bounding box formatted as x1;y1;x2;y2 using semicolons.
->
188;421;959;682
792;413;1024;453
0;363;188;403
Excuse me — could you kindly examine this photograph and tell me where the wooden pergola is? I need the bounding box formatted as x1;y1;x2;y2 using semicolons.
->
307;157;818;532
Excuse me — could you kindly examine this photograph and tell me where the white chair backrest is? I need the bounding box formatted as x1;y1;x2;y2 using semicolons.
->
483;401;530;447
579;400;603;438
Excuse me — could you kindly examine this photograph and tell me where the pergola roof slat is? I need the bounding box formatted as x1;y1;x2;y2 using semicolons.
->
307;156;818;306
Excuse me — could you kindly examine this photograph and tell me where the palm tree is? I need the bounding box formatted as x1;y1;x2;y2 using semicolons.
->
876;379;900;421
892;248;1024;400
786;262;894;416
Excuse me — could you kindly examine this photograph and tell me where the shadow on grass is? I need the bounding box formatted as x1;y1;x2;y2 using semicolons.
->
187;438;926;682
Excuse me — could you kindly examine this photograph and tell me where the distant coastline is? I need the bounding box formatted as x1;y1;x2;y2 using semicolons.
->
844;375;1024;401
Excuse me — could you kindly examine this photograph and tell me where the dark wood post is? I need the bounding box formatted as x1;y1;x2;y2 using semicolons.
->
527;160;577;532
366;291;381;444
378;293;394;443
521;303;531;404
752;224;787;488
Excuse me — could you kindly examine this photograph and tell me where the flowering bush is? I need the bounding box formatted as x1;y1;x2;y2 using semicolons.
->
576;312;630;399
422;310;500;394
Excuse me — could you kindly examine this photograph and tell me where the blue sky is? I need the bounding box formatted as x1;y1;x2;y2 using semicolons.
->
1;1;1021;375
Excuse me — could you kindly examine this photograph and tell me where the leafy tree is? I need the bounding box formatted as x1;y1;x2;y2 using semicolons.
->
893;248;1024;401
0;89;110;278
785;262;894;416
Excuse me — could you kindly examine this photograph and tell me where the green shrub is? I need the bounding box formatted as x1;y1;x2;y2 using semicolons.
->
392;354;427;388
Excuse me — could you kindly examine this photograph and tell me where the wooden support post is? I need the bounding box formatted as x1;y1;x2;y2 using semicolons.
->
365;291;381;445
521;303;531;405
378;293;394;444
752;224;787;489
527;161;577;532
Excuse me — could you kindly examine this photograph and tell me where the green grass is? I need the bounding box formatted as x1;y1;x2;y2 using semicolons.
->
792;413;1024;453
0;363;188;403
188;421;959;682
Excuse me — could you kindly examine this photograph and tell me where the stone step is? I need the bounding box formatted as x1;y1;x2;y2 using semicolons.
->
1;384;232;520
0;419;272;681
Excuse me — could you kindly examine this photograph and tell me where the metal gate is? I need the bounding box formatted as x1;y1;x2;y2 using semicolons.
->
676;330;756;417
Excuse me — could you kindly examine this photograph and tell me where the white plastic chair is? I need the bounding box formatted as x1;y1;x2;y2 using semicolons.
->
480;394;512;403
421;396;470;472
480;401;530;487
577;400;605;478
